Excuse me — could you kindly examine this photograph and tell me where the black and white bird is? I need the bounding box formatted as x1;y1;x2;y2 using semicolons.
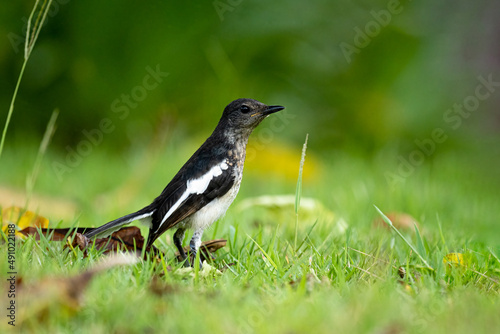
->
84;98;284;266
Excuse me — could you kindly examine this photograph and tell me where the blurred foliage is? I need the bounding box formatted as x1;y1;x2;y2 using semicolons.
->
1;0;499;154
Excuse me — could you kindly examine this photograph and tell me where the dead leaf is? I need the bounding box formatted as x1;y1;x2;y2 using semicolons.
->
14;254;137;325
398;266;406;279
175;239;227;263
149;276;178;296
68;226;161;257
19;227;92;241
397;266;421;280
69;232;90;251
237;195;347;236
373;212;420;231
19;223;226;264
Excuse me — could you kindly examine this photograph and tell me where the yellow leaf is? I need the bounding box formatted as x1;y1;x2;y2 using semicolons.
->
237;195;347;236
245;142;321;182
2;206;49;238
443;253;467;267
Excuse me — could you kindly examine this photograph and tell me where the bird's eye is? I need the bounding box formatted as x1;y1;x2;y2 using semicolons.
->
240;105;251;113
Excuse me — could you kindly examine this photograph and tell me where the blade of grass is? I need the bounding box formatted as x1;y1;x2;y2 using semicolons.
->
295;219;319;254
345;228;351;264
374;205;433;270
194;250;201;284
247;234;278;271
414;223;427;258
26;109;59;205
436;214;449;254
294;133;309;250
489;248;500;265
0;0;54;158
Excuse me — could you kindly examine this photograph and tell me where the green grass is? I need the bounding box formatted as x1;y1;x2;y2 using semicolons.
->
1;140;500;333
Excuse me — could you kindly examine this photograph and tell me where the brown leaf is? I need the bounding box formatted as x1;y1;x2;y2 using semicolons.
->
149;276;178;296
175;239;227;263
373;212;420;231
19;227;92;241
93;226;145;253
21;224;225;264
397;266;421;284
200;239;227;254
67;226;160;257
15;254;137;325
69;232;90;251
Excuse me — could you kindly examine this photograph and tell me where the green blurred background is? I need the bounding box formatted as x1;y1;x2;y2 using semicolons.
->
2;0;498;149
1;0;499;238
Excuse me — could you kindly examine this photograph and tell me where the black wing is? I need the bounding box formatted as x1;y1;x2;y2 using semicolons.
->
147;166;235;247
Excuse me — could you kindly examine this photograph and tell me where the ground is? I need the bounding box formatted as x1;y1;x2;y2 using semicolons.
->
1;139;499;333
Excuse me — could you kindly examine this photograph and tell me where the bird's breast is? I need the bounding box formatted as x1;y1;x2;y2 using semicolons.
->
183;177;242;231
225;142;247;170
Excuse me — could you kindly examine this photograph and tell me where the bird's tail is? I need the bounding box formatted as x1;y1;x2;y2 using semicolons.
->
84;207;154;239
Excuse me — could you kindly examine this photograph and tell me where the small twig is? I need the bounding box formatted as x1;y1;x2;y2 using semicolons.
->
351;265;384;281
348;247;397;269
467;268;499;285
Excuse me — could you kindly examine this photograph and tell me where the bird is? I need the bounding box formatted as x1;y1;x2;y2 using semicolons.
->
84;98;285;266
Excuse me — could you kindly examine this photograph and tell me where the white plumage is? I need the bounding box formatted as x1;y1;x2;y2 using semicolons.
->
158;161;230;229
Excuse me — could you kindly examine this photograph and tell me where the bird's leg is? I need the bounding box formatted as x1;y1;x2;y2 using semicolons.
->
173;228;188;266
189;230;203;269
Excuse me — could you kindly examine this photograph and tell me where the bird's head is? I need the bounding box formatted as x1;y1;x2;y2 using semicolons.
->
220;98;285;133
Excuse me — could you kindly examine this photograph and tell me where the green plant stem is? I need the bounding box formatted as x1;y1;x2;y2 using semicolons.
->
26;109;59;206
294;133;309;251
0;61;27;158
0;0;53;159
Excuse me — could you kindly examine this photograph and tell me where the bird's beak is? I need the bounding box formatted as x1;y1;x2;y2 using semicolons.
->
264;105;285;115
250;105;285;117
259;105;285;116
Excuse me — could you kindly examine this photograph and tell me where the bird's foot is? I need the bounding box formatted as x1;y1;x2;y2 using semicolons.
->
188;248;203;269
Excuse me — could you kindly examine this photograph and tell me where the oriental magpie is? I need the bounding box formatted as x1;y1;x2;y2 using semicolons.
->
84;98;285;266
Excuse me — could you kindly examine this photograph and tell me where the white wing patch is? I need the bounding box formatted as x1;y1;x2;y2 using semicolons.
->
131;212;154;222
157;161;229;230
132;211;155;228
